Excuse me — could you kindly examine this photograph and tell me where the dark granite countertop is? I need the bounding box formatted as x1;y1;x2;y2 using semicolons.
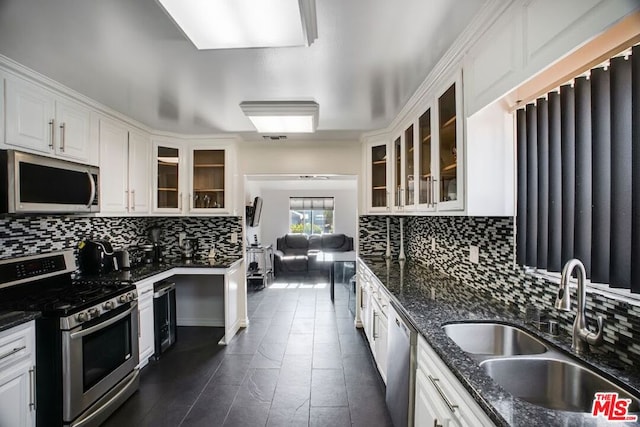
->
0;310;40;333
359;256;640;427
75;255;244;284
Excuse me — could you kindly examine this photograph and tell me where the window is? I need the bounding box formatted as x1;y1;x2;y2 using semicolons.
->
516;45;639;294
289;197;334;234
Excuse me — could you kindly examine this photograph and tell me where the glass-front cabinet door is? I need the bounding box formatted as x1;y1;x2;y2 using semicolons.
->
154;142;182;213
394;136;402;210
368;141;390;211
417;107;435;210
190;148;227;212
435;76;463;210
404;125;415;208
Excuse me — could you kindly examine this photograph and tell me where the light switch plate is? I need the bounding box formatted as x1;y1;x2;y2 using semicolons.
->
469;245;479;264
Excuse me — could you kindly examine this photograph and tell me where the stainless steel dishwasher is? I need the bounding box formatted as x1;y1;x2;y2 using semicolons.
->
386;302;417;427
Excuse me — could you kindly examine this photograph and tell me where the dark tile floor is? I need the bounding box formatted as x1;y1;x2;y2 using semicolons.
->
102;273;392;426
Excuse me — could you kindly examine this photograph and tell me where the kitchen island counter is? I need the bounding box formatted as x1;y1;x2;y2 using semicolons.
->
359;256;640;427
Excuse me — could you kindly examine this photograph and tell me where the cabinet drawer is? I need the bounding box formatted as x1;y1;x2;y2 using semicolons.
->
417;335;495;427
0;322;34;370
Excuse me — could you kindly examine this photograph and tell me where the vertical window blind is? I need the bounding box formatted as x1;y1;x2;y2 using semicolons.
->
516;45;639;294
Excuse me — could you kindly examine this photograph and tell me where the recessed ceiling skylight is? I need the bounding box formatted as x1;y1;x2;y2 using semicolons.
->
156;0;318;50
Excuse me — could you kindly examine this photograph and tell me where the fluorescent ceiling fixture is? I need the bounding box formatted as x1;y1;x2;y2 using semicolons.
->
156;0;318;50
240;101;319;133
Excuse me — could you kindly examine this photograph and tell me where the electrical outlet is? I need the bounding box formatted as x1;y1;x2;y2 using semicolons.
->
230;232;238;244
431;238;436;251
469;245;479;264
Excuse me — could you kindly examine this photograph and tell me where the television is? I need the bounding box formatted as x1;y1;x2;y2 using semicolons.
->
248;196;263;227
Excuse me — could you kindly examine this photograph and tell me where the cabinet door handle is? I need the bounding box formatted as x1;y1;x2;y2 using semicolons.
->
386;191;390;211
0;345;26;361
125;190;130;211
372;311;378;339
428;375;458;413
141;289;153;295
178;192;183;210
59;122;66;151
48;119;55;149
137;305;141;338
29;366;36;411
131;190;136;211
433;419;443;427
431;178;437;207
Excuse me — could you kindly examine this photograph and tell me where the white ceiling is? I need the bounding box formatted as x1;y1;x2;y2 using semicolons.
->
0;0;485;140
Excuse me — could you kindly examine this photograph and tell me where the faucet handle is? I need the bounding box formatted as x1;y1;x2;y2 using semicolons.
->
585;315;605;346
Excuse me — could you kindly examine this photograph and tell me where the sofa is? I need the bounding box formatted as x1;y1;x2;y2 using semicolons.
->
274;233;354;276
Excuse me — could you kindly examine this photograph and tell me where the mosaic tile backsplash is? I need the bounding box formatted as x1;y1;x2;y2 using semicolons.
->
0;215;243;262
359;215;640;367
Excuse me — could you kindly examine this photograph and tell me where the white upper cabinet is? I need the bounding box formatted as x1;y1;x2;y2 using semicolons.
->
188;143;235;214
152;138;236;215
365;71;464;215
365;139;391;212
99;117;150;214
128;130;151;213
54;98;92;163
5;76;55;153
465;0;638;116
0;74;5;145
152;138;184;214
99;118;129;213
5;75;96;165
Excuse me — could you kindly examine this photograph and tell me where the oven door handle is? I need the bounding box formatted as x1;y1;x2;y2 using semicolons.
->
69;302;137;340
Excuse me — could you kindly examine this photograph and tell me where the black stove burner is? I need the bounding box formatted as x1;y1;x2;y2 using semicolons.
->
0;274;136;317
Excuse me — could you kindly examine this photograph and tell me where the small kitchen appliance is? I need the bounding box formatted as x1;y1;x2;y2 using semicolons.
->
148;226;165;263
78;239;117;274
178;237;199;259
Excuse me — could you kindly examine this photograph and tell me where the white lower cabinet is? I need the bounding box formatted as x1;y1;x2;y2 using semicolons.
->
136;279;155;368
415;335;494;427
0;321;36;427
357;262;389;384
372;297;388;382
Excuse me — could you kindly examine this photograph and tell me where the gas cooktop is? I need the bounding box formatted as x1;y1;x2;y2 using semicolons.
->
0;250;136;317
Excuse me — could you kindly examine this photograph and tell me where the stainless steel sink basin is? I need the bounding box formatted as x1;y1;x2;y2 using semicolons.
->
442;322;548;356
481;357;640;413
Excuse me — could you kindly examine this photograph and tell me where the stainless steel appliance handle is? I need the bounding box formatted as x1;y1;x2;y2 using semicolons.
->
29;366;36;411
70;303;136;340
59;122;66;151
0;345;26;361
70;370;139;427
86;171;96;209
49;119;55;149
428;374;458;413
154;283;175;298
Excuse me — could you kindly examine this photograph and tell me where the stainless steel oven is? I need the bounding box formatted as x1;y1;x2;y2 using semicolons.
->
0;250;140;427
61;301;139;426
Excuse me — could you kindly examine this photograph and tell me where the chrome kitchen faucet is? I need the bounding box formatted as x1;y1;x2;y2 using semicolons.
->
555;259;604;354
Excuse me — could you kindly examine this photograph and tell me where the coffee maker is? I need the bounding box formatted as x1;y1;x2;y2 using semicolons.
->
148;226;165;263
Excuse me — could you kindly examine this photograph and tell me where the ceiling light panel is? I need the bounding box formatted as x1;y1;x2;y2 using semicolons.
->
240;101;319;133
157;0;317;50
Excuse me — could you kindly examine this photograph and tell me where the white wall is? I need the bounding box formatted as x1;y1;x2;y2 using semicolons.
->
259;188;358;250
237;139;362;176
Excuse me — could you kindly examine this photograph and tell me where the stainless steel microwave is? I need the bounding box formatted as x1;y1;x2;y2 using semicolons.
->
0;150;99;213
